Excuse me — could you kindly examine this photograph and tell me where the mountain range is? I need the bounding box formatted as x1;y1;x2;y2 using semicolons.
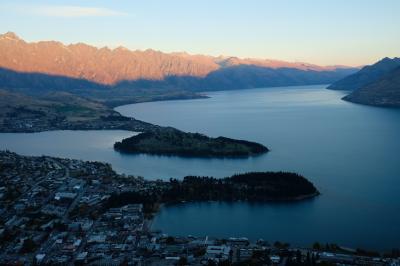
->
1;32;399;108
328;57;400;107
0;31;357;101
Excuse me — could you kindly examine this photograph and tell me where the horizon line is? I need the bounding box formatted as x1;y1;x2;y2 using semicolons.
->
1;31;366;69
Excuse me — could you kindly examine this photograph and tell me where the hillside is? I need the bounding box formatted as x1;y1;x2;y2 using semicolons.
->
327;57;400;91
0;32;356;97
0;89;135;132
0;67;207;107
343;66;400;107
107;172;319;206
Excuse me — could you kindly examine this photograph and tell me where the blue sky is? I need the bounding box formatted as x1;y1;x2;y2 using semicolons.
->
1;0;399;66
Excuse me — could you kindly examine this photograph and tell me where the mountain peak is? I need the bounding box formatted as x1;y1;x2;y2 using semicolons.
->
378;56;400;63
114;46;129;52
0;31;21;41
0;32;357;85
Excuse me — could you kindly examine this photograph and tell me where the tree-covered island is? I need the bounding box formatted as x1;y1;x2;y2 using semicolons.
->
114;128;269;157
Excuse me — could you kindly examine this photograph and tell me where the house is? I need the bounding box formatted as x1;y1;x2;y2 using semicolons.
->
88;234;107;243
35;254;46;264
206;245;231;260
54;192;77;201
75;252;87;262
270;255;281;264
227;237;249;247
238;248;253;261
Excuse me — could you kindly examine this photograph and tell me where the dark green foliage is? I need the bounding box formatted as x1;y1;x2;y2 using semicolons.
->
105;172;318;213
100;115;132;121
20;238;37;253
274;241;290;249
217;260;231;266
114;129;268;157
164;172;318;202
323;243;340;252
105;191;158;214
355;248;380;257
165;236;176;245
0;228;20;243
285;250;319;266
178;256;188;266
193;247;206;257
383;249;400;258
313;242;322;250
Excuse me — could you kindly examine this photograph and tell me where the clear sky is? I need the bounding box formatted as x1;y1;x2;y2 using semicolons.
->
1;0;399;66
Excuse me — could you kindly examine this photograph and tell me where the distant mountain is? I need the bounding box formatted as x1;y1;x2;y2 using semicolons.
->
114;64;356;92
0;67;107;94
192;65;355;91
215;56;351;72
0;32;219;84
343;66;400;107
0;68;206;107
328;57;400;91
0;32;357;94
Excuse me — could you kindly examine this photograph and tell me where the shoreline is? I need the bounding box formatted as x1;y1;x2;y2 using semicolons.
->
0;84;332;134
0;90;205;134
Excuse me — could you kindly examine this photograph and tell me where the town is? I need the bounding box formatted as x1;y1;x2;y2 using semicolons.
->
0;106;158;134
0;151;399;266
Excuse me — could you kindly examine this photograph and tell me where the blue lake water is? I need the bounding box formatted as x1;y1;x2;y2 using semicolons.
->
1;85;399;250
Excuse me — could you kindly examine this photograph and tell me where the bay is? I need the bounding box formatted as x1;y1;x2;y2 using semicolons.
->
1;84;399;249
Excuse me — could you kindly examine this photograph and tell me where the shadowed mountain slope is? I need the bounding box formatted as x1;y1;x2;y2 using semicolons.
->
0;31;356;95
343;66;400;107
328;57;400;91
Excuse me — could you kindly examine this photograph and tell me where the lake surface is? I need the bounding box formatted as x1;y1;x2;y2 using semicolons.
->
1;85;400;250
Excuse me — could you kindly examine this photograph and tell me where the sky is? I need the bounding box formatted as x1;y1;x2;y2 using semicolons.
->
1;0;399;66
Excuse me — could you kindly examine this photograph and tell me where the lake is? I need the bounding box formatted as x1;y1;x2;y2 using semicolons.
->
1;85;399;250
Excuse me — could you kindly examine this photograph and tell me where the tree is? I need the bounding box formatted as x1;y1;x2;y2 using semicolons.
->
311;253;317;266
21;238;36;253
296;250;302;264
218;260;230;266
274;241;282;249
207;260;217;266
313;242;321;250
178;256;188;265
166;236;175;244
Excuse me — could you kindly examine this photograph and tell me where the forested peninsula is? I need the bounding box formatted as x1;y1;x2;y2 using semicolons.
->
106;172;320;212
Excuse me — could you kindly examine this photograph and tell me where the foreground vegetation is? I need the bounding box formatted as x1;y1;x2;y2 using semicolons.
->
114;129;269;157
164;172;319;202
107;172;319;213
1;150;396;266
